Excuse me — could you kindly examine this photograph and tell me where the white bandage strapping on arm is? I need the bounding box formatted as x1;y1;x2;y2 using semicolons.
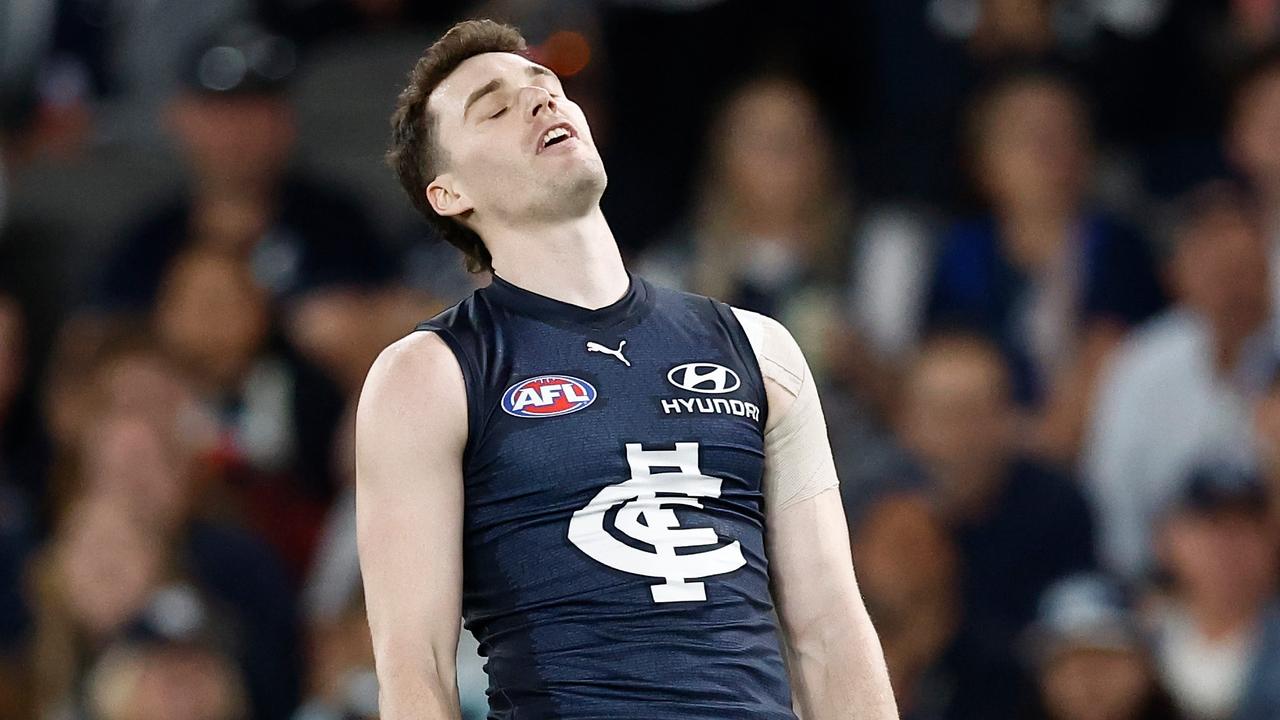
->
732;308;840;513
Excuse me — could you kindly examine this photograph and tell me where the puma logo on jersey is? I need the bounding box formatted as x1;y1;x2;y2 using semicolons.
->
502;375;597;418
586;340;630;367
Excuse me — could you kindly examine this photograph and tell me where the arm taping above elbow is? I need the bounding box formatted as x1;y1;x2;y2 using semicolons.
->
732;308;840;513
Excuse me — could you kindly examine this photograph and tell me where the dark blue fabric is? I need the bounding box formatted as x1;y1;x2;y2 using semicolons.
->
926;213;1166;404
418;274;795;719
951;459;1097;657
186;521;301;720
902;629;1034;720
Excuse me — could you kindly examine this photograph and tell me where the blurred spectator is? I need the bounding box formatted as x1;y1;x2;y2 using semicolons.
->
88;637;249;720
0;1;55;95
1;80;79;375
852;492;1031;719
1252;372;1280;529
40;318;213;485
1;108;59;500
0;97;13;234
84;580;249;720
640;74;933;402
0;293;24;444
860;0;1032;203
0;289;42;493
641;75;854;368
1083;181;1272;580
90;22;404;503
45;0;254;145
1021;573;1181;720
94;22;389;311
1148;467;1280;720
39;324;301;718
927;68;1165;462
597;0;872;244
282;281;438;396
0;483;30;697
153;251;288;474
78;409;302;718
92;21;395;402
150;250;425;562
897;332;1096;650
0;291;37;650
29;492;174;718
300;405;358;629
861;0;1191;202
1222;0;1280;54
1229;45;1280;347
293;598;377;720
0;290;34;715
949;0;1056;61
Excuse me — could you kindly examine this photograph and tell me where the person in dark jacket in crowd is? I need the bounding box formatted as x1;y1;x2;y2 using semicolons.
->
897;332;1097;653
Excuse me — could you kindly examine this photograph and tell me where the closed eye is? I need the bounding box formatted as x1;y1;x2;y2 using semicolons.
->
489;107;508;120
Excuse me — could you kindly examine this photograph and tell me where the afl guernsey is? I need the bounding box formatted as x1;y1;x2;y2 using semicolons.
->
417;273;796;719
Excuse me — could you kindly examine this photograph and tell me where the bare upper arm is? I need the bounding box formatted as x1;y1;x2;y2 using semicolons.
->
767;487;861;633
356;330;468;678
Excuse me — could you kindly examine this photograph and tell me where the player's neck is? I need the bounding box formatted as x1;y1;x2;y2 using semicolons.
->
487;207;629;310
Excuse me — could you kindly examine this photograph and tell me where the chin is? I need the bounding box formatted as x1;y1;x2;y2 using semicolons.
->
541;161;607;214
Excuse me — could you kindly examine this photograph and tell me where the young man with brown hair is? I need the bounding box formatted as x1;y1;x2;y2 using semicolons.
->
356;19;897;719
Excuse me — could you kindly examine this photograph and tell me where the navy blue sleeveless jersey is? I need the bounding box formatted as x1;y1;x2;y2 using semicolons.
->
417;273;796;719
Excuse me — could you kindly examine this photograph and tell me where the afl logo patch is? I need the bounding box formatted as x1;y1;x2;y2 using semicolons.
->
502;375;597;418
667;363;741;394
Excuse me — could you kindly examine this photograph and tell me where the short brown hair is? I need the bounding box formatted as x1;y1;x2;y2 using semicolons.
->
387;20;527;273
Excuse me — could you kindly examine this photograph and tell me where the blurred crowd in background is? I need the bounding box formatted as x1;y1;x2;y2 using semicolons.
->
4;0;1280;719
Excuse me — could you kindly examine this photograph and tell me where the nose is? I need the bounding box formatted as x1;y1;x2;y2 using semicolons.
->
520;85;557;119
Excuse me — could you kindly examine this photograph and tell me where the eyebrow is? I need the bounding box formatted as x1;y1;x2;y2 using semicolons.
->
463;79;502;118
462;65;558;118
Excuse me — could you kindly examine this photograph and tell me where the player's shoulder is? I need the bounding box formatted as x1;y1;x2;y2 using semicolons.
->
370;330;459;381
359;330;466;418
727;307;806;378
728;307;780;347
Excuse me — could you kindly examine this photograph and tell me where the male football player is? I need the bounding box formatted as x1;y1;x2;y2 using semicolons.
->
357;19;898;719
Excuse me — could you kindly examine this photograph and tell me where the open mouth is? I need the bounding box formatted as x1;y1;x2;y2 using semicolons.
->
539;123;576;152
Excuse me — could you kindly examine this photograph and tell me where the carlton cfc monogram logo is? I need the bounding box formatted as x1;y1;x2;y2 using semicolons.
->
568;442;746;603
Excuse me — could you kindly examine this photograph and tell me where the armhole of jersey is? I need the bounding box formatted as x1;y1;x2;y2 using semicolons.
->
714;300;769;432
729;306;766;358
413;323;480;466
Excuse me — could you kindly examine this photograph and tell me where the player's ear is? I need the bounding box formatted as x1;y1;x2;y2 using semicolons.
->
426;174;474;218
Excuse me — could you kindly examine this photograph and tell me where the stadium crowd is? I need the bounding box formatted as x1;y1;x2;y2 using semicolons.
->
2;0;1280;718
